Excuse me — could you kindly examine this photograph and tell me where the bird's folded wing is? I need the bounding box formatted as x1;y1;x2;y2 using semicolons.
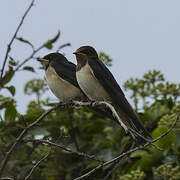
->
88;58;151;137
50;60;80;89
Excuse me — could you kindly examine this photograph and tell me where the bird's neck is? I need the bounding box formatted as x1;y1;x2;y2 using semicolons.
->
76;59;87;71
76;54;88;71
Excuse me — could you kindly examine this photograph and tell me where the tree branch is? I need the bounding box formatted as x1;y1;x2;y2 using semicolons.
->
0;177;14;180
0;0;35;80
14;44;45;72
15;30;61;72
73;101;129;131
103;142;136;180
24;152;50;180
23;139;104;163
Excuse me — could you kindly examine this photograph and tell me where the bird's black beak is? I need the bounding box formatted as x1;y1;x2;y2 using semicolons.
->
37;58;42;62
37;58;49;69
37;58;49;63
73;52;78;55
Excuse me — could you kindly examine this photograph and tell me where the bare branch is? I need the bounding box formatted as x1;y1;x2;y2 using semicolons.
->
73;101;128;131
128;128;162;150
0;0;35;80
24;152;50;180
75;146;140;180
0;177;14;180
103;142;135;180
14;44;44;71
23;139;104;163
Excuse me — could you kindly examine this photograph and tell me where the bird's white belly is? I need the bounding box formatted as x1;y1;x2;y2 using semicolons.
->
45;66;83;102
76;63;111;101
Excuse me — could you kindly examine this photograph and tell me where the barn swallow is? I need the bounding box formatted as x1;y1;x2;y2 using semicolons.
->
38;53;86;102
73;46;151;140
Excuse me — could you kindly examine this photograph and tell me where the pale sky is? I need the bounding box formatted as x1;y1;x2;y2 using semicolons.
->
1;0;180;113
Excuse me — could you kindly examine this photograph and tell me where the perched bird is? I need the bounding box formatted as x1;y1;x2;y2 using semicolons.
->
38;53;86;102
73;46;151;141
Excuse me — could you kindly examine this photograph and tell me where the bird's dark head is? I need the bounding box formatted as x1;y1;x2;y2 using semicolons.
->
38;53;67;70
73;46;98;64
73;46;98;58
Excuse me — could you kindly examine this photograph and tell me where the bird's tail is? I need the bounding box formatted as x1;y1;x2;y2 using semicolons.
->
114;106;152;144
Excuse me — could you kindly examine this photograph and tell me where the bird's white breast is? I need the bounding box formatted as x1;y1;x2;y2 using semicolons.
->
45;66;83;102
76;63;111;101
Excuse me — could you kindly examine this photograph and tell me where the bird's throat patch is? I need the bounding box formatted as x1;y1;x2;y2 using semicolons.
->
39;59;49;70
76;54;87;71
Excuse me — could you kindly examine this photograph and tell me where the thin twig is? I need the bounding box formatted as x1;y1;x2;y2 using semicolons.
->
15;30;61;71
74;113;180;180
128;128;162;150
104;157;124;180
24;135;61;180
14;44;44;71
0;177;14;180
75;146;140;180
0;0;35;80
23;139;104;163
0;104;59;178
103;142;135;180
73;101;128;131
24;152;50;180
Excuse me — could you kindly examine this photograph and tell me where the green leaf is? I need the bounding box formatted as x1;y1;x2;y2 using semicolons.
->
0;95;14;109
1;69;14;86
5;102;17;122
5;85;16;96
99;52;112;66
152;126;175;149
86;161;101;169
47;30;60;44
23;66;35;72
131;150;148;159
16;37;34;49
44;31;60;50
45;42;53;49
9;56;18;66
130;148;163;171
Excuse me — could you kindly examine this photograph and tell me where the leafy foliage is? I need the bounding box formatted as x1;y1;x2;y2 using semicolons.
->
154;164;180;180
0;50;180;179
24;79;48;104
124;70;180;111
99;51;113;66
118;169;146;180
